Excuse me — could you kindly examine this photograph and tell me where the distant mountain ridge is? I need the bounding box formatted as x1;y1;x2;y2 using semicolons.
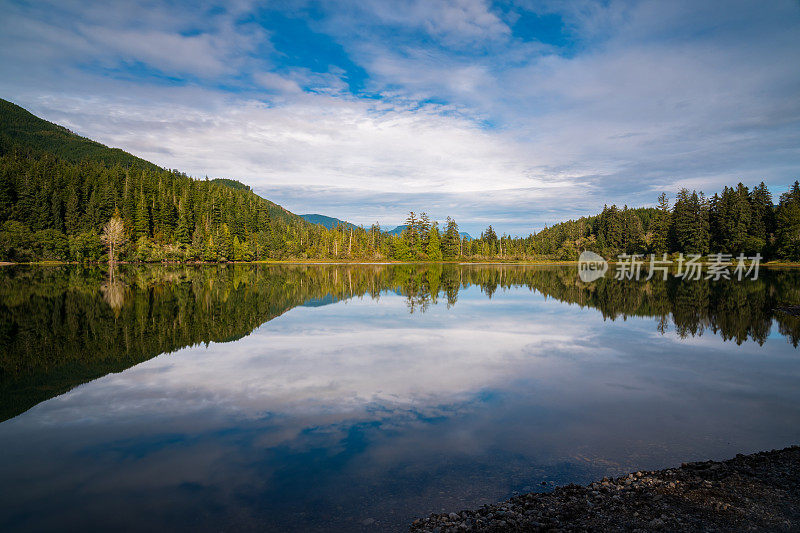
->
300;214;359;230
386;224;472;240
301;215;473;240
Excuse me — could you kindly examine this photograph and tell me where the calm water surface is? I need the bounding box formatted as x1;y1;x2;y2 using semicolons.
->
1;264;799;532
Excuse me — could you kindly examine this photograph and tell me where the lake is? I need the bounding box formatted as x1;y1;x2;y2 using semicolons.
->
1;264;799;532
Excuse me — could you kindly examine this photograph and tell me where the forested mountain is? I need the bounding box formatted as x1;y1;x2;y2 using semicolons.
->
385;224;410;236
0;99;160;171
0;98;314;262
301;213;359;230
210;178;251;191
1;98;799;263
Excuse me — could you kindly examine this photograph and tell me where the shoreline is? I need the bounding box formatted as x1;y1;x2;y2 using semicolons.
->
410;446;800;532
1;260;798;267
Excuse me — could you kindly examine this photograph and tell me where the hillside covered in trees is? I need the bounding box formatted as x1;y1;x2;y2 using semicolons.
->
1;98;799;263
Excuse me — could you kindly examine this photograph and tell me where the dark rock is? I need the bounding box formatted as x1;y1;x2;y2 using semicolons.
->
409;445;800;532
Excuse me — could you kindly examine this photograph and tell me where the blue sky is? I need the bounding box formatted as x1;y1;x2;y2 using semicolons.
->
1;0;799;236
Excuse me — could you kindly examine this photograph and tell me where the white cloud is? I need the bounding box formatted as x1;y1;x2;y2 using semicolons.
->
254;72;302;94
19;89;573;192
0;0;798;233
354;0;510;46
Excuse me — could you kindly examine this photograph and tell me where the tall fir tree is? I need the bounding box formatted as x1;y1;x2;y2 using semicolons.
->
135;191;150;240
426;222;443;261
651;193;671;254
775;181;800;261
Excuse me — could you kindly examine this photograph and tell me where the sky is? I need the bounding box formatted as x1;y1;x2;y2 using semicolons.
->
0;0;799;236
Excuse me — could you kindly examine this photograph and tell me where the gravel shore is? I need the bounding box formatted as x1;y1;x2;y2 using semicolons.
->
410;446;800;532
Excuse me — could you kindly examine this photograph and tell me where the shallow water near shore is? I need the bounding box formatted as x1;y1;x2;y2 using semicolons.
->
1;264;799;532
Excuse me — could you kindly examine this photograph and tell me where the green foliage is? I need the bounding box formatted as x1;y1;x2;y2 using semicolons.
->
34;229;69;260
393;234;412;261
426;223;443;261
710;184;751;253
234;236;253;262
651;193;672;254
68;231;103;262
776;181;800;261
441;217;461;258
673;189;710;254
217;223;234;262
209;178;251;191
749;182;775;251
0;220;35;261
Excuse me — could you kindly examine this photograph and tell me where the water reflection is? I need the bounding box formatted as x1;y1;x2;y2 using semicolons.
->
0;264;799;531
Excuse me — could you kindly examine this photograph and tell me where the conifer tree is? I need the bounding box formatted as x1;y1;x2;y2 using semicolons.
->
218;223;234;261
175;198;192;244
64;189;80;235
426;222;443;261
673;189;709;254
651;193;672;254
134;192;150;240
442;217;460;258
748;181;774;253
776;181;800;261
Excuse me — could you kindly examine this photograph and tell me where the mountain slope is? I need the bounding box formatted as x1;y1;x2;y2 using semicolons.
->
0;99;315;261
301;213;359;230
0;98;308;225
0;98;161;171
210;178;251;192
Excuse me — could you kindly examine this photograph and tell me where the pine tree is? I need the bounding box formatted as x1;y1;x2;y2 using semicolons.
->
203;234;218;262
481;226;498;257
135;191;150;239
442;217;460;258
673;189;709;254
710;184;751;253
598;205;624;252
393;235;411;260
175;198;192;244
218;223;234;261
419;212;431;248
426;222;443;261
64;188;80;235
651;193;671;254
621;206;644;253
748;181;774;253
776;181;800;261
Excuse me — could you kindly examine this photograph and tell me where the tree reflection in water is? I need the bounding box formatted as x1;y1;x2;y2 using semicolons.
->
1;263;798;422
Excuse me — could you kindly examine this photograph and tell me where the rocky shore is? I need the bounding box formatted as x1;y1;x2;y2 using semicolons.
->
410;446;800;532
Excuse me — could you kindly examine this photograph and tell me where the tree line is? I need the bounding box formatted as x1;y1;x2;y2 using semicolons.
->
1;136;799;262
